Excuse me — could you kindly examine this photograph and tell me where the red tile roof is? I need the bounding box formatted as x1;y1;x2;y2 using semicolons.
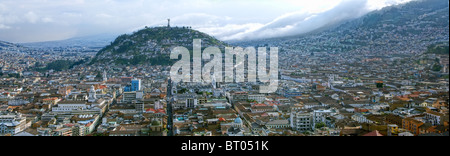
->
146;108;156;113
253;103;268;107
156;109;166;114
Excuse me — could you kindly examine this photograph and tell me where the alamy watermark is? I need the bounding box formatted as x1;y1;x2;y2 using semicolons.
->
170;39;278;93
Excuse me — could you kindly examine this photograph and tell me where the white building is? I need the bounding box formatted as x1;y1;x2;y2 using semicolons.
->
351;113;374;124
248;94;265;103
425;111;444;126
52;101;88;112
122;91;144;103
174;94;198;109
266;120;289;129
0;113;30;135
290;111;313;132
312;109;336;129
88;85;97;103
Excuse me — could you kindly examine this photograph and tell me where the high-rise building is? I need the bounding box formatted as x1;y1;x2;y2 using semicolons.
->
131;79;141;91
122;91;144;103
290;110;313;132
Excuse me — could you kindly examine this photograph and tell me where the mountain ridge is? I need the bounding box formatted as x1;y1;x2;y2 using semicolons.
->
19;33;118;49
0;40;23;51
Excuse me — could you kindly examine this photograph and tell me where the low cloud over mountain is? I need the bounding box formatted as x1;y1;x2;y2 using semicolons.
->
0;0;412;43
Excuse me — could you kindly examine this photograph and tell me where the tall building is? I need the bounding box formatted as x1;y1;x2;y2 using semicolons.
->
131;79;141;91
290;110;313;132
122;91;144;103
0;113;29;135
173;94;197;109
135;101;145;114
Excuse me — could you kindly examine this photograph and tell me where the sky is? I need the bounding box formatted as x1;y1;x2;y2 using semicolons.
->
0;0;413;43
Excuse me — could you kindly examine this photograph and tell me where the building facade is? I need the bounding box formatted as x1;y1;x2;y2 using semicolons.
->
291;111;313;132
0;113;30;135
131;79;142;91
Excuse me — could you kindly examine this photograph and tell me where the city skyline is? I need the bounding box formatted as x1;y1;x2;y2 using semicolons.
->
0;0;448;139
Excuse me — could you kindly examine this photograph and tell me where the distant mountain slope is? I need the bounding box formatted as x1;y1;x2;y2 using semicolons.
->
240;0;449;54
20;34;118;49
0;40;22;51
327;0;449;51
91;27;229;66
336;0;449;33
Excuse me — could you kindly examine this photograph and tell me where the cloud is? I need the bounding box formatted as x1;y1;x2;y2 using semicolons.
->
209;0;413;41
96;13;113;19
0;24;11;29
24;11;40;24
0;0;414;43
42;17;54;23
198;23;264;40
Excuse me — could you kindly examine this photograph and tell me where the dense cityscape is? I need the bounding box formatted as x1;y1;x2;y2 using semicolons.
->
0;0;448;137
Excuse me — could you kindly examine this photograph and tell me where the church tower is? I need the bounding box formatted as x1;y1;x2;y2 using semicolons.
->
88;85;97;103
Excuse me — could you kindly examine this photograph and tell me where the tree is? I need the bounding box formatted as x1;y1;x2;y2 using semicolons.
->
43;60;75;71
315;122;326;129
432;64;442;72
151;120;160;126
95;72;102;80
376;82;384;88
178;88;188;94
8;73;20;78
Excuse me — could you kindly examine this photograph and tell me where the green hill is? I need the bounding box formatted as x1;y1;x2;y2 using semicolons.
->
90;26;229;66
426;43;449;55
